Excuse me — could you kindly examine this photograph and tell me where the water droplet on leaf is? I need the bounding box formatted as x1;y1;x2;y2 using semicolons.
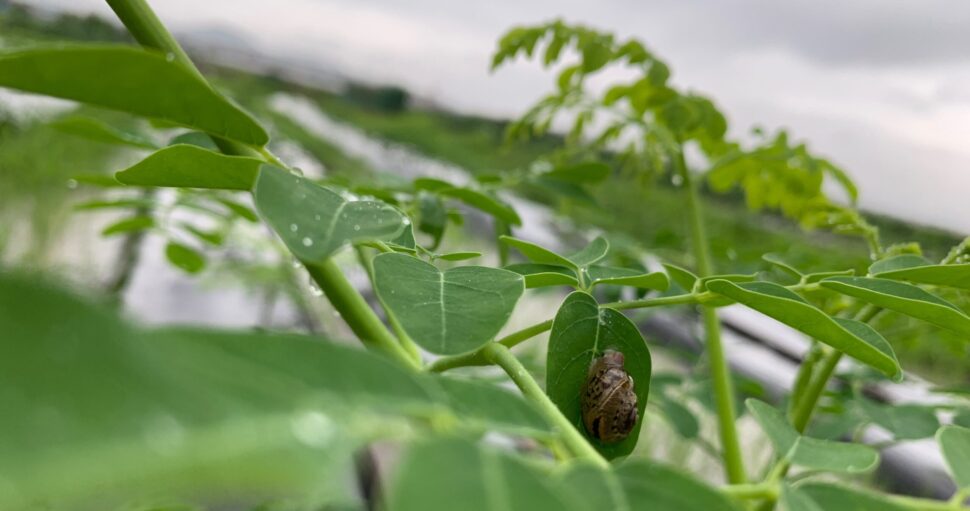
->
302;237;314;247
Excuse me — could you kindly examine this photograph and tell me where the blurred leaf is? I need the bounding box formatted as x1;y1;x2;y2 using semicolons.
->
75;198;156;211
656;399;699;439
101;215;154;236
50;115;158;149
707;280;901;380
938;425;970;489
216;197;259;222
821;277;970;337
780;484;825;511
165;241;206;274
0;45;267;145
168;131;219;150
542;161;611;184
615;461;741;511
372;253;524;355
179;223;225;247
254;166;405;263
431;377;547;437
869;254;933;274
386;438;572;511
795;483;906;511
556;462;625;510
588;265;669;291
417;193;447;249
504;263;579;288
746;399;878;473
547;291;651;459
856;399;939;440
116;145;263;190
439;187;521;225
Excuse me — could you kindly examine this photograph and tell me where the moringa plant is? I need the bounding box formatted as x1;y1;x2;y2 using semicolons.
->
1;3;970;511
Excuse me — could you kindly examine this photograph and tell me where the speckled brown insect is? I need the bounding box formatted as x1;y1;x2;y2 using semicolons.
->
581;349;638;444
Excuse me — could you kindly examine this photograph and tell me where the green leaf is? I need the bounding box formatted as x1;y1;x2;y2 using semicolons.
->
101;215;154;236
386;438;571;511
542;161;611;184
116;145;263;190
821;276;970;337
955;410;970;429
796;483;907;511
762;253;803;278
168;131;219;150
179;223;225;247
662;263;698;291
869;254;933;274
707;280;901;380
780;484;825;511
435;251;482;262
555;462;626;511
587;266;670;291
372;253;524;355
501;236;576;269
165;241;206;274
0;275;385;509
746;399;878;473
50;115;158;149
615;461;742;511
254;166;406;263
74;198;156;211
439;187;521;225
656;399;699;439
0;45;268;145
938;425;970;489
216;197;259;222
568;236;610;267
870;257;970;291
504;263;579;288
857;399;939;440
547;291;651;459
431;377;548;437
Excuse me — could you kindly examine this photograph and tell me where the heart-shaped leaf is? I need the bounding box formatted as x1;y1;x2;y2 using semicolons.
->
747;399;878;473
254;166;406;263
0;45;268;145
547;291;651;459
116;145;263;190
821;276;970;337
373;253;524;355
707;280;901;380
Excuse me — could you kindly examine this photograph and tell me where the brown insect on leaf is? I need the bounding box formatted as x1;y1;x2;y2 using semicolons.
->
581;349;638;444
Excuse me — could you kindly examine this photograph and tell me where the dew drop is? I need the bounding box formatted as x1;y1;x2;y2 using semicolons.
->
314;214;321;221
143;414;185;455
308;277;323;297
291;410;335;447
671;174;684;186
353;225;361;231
292;166;304;177
65;178;78;189
302;237;314;247
165;52;175;62
289;223;299;232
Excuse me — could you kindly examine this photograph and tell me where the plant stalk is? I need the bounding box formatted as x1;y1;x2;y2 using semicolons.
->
482;343;608;468
677;148;746;484
428;319;553;373
306;260;421;370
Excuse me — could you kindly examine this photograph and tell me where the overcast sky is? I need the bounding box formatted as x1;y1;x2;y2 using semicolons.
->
32;0;970;233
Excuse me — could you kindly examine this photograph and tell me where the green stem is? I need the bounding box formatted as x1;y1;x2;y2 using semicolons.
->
720;482;779;501
481;343;608;468
788;342;823;420
108;0;415;370
428;319;553;373
790;348;842;433
305;260;420;370
677;149;746;484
